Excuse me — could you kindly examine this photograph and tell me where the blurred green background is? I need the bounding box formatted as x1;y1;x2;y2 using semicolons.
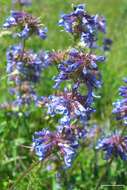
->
0;0;127;189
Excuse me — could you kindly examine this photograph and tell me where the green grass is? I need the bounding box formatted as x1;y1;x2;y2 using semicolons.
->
0;0;127;189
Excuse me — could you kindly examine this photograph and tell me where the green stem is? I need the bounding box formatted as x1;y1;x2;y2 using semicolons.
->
95;158;113;190
61;169;70;190
94;148;99;178
9;160;40;190
121;125;126;136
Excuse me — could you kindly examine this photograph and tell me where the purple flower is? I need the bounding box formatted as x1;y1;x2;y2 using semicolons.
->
32;125;84;168
17;24;30;38
95;15;106;33
38;50;53;68
113;78;127;125
96;133;127;160
7;44;42;83
6;44;43;106
53;49;105;95
11;84;38;106
59;4;106;48
44;89;93;125
3;11;47;39
37;28;48;39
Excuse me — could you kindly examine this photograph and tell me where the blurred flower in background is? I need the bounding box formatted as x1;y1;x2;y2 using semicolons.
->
12;0;32;6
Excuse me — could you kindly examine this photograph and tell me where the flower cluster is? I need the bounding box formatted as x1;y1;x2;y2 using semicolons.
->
96;133;127;160
59;4;110;49
32;125;86;168
32;4;110;168
3;3;116;169
53;48;105;93
7;45;42;83
44;89;94;125
3;11;47;39
113;78;127;125
6;45;41;104
97;78;127;160
3;3;48;108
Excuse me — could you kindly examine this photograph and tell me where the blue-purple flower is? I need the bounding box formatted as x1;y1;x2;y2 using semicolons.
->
53;49;105;94
113;78;127;125
38;50;53;69
7;44;42;84
3;11;47;39
59;4;106;48
32;125;85;168
6;44;43;105
96;133;127;160
43;89;93;125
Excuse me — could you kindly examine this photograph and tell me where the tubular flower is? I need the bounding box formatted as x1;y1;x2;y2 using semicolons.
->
53;48;105;93
113;78;127;125
30;4;111;169
32;125;86;168
38;50;53;69
96;133;127;160
3;11;47;39
7;44;42;84
6;44;43;105
59;4;106;48
43;89;94;125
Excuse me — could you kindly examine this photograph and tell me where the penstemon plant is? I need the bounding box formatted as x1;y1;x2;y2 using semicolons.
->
3;1;127;190
32;4;107;169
